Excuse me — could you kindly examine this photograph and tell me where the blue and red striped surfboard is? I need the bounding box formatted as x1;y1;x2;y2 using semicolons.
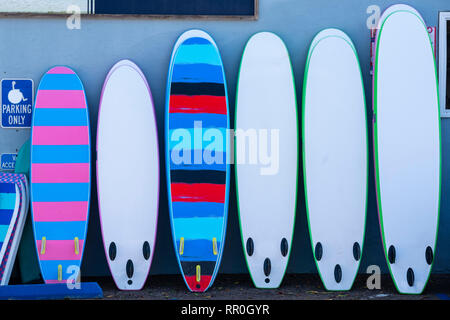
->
31;66;91;284
166;30;230;292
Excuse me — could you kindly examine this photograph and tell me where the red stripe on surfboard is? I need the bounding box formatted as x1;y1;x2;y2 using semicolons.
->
184;275;212;292
171;183;225;203
169;95;227;115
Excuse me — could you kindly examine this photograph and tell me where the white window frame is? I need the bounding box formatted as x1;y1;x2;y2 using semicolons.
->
439;12;450;117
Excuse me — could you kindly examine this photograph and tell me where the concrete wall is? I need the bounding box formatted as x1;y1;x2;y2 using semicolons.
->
0;0;449;277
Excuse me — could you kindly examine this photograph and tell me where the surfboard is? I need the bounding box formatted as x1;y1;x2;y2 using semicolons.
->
373;4;441;294
31;66;91;284
303;29;368;291
97;60;159;290
235;32;298;288
0;173;28;285
15;139;41;284
166;29;230;292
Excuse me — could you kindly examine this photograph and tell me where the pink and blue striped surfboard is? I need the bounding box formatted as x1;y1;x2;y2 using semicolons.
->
31;66;91;284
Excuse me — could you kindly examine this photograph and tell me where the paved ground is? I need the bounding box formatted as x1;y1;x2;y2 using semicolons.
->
95;274;450;300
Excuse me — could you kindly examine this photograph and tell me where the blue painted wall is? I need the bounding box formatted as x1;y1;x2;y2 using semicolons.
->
0;0;449;277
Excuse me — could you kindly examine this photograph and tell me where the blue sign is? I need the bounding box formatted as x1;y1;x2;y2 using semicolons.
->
0;153;17;171
1;79;33;128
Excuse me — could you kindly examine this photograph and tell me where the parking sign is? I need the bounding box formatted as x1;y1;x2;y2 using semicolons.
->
1;79;33;128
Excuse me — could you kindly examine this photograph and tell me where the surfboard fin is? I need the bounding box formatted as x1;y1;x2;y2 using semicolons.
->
425;246;433;265
212;237;218;255
353;242;361;261
407;268;415;287
143;241;151;260
74;237;79;255
334;264;342;283
388;245;396;264
281;238;289;257
40;237;46;255
57;264;62;281
196;265;201;283
263;258;271;276
315;242;323;261
109;242;117;261
246;238;254;256
179;237;184;255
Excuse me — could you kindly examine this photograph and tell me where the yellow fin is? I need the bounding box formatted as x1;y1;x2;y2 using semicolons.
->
58;264;62;281
179;237;184;255
40;237;46;255
212;237;218;255
196;265;201;283
74;237;79;255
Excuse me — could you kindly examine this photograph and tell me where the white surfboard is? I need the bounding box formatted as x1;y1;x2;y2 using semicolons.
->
97;60;159;290
303;29;368;291
374;5;440;294
235;32;298;288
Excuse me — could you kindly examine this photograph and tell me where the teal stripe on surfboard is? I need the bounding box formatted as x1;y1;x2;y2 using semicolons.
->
0;225;10;241
173;217;224;240
175;44;222;66
0;193;16;210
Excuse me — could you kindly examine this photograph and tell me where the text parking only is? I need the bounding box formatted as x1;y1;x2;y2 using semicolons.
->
1;79;33;128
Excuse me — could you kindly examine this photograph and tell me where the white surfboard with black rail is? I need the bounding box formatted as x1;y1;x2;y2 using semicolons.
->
303;28;368;291
373;4;441;294
235;32;298;288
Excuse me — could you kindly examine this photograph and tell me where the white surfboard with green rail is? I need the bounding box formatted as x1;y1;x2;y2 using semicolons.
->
373;4;441;294
303;28;368;291
235;32;298;288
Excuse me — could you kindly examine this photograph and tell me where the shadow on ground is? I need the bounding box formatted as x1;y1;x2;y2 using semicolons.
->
91;274;450;300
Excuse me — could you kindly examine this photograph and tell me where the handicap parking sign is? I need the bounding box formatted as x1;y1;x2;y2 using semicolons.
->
1;79;33;128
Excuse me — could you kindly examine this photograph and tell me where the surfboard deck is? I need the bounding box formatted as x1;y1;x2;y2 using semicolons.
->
235;32;298;289
97;59;159;291
0;173;29;285
31;66;91;284
303;29;368;291
373;4;440;294
166;29;230;292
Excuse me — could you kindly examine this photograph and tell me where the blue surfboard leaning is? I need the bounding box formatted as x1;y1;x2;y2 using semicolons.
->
0;173;29;285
